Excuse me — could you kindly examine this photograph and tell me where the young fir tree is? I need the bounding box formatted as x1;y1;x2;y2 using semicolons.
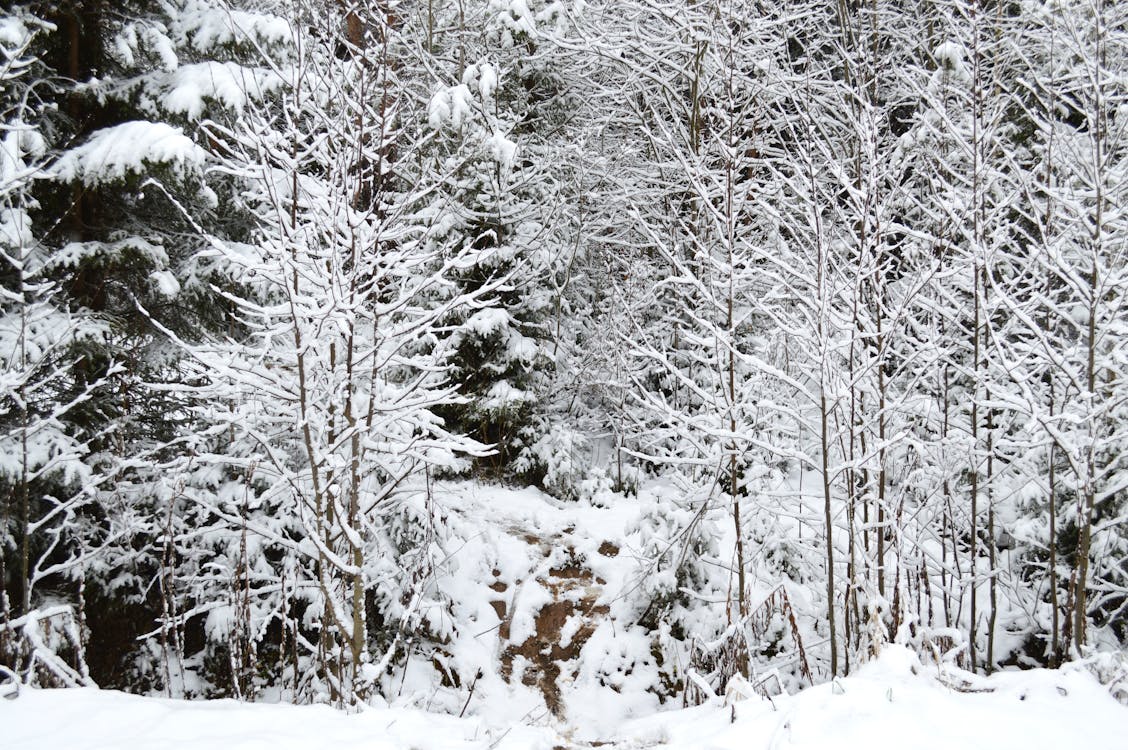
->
415;0;575;478
0;6;110;687
2;0;294;689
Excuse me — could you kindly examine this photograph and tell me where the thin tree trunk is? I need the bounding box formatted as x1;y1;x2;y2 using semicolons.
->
1073;0;1107;656
986;402;997;672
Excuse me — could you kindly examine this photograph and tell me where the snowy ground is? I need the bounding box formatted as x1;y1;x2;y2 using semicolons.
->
6;482;1126;748
6;646;1127;749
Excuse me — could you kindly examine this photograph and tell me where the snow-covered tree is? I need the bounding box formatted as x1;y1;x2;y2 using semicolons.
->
0;6;114;687
146;0;515;705
1005;0;1128;657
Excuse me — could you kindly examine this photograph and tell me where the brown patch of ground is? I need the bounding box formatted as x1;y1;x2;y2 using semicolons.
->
499;545;610;717
597;541;620;557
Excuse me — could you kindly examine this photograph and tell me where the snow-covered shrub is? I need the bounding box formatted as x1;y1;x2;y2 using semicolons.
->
571;620;663;716
0;605;90;688
514;424;591;501
1074;651;1128;706
625;490;726;698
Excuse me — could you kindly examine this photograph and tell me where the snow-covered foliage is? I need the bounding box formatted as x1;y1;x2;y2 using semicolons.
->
54;121;206;185
0;6;118;686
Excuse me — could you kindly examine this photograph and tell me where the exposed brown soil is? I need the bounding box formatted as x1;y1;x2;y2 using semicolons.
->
597;541;620;557
498;544;609;717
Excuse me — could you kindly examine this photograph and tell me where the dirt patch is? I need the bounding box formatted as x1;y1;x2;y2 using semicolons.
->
490;576;509;627
549;564;592;581
597;541;620;557
499;544;610;717
500;595;609;715
432;648;461;688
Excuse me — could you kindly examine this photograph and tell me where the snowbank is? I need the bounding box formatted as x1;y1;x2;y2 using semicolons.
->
5;646;1126;749
3;687;558;750
617;646;1128;750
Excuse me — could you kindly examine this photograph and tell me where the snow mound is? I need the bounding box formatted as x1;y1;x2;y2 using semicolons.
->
5;645;1126;749
616;645;1128;750
2;687;558;750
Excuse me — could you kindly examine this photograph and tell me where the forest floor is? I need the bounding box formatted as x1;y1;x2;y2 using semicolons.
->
4;483;1128;748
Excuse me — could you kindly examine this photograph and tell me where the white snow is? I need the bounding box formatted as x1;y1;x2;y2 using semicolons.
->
462;306;512;335
157;61;285;119
0;15;38;48
482;379;531;408
2;687;557;750
175;3;292;52
478;63;498;99
462;61;499;100
616;647;1128;750
150;269;181;297
143;25;179;72
933;40;970;81
490;0;539;41
429;84;477;129
5;645;1126;749
53;121;206;186
486;130;518;170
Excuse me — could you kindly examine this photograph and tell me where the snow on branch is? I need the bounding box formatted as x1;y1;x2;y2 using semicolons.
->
53;121;206;186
